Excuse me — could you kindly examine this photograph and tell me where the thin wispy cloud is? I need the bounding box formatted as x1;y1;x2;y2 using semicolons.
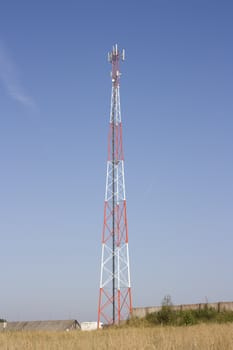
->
0;41;36;109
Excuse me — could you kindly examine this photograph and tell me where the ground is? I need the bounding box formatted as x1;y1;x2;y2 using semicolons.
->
0;323;233;349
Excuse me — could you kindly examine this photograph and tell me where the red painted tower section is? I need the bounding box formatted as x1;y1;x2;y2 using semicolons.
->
98;45;132;326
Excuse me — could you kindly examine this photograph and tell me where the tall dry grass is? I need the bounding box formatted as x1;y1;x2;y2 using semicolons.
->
0;323;233;349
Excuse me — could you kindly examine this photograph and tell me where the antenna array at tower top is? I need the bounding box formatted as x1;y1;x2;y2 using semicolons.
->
108;44;125;62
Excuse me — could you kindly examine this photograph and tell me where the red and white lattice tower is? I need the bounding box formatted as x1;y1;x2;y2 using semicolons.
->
98;44;132;326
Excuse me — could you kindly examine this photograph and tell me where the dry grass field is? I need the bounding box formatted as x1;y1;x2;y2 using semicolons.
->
0;323;233;350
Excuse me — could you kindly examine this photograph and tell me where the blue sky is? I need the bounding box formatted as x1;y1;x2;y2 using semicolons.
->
0;0;232;322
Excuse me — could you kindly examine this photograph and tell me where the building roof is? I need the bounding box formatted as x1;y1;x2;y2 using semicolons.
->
0;319;80;332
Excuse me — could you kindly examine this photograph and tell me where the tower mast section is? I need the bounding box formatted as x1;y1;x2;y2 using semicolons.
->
98;45;132;326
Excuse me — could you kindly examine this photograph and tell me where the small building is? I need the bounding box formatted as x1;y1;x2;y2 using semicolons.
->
0;319;80;332
80;321;103;331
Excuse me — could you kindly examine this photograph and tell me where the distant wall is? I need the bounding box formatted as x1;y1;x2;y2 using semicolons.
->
132;302;233;318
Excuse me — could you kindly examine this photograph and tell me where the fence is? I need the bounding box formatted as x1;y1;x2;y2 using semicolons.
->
132;301;233;318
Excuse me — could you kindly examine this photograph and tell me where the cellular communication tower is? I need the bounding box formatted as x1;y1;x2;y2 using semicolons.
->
98;44;132;326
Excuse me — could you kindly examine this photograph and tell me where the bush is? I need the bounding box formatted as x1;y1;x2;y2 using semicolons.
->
179;310;197;326
193;305;218;322
216;311;233;323
141;303;233;327
157;305;175;325
130;297;233;328
145;312;159;325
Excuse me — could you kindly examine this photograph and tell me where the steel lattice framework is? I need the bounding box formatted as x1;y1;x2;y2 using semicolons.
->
98;45;132;326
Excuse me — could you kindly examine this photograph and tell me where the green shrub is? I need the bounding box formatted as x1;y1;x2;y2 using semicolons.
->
157;305;175;325
216;311;233;323
179;310;197;326
193;305;218;322
129;298;233;328
145;312;159;325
